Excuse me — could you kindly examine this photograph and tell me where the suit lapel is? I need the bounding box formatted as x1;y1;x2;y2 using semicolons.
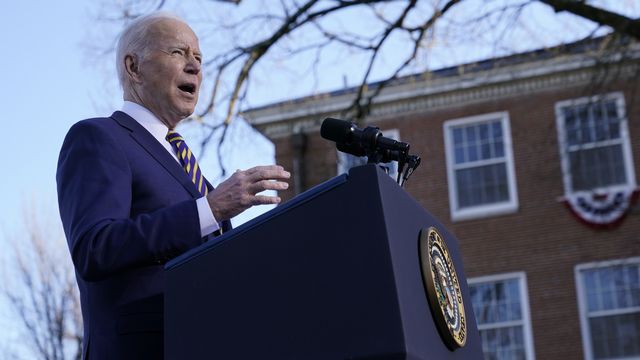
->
111;111;202;199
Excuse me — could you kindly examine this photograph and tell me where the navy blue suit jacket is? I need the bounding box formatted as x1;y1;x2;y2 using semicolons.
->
57;111;230;359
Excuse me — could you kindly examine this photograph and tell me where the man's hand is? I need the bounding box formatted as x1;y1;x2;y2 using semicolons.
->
206;165;290;221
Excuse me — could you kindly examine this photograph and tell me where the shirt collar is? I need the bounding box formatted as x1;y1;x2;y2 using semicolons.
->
121;101;169;142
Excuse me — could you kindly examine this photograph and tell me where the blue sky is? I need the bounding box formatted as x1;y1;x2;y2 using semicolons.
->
0;2;279;238
1;2;98;229
0;1;98;352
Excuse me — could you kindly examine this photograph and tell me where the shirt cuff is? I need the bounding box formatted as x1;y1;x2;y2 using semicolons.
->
196;196;220;237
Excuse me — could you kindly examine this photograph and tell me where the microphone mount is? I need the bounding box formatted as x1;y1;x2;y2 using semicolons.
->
320;118;421;187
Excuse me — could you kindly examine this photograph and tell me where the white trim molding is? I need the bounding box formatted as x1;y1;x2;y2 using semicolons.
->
443;112;519;221
555;92;637;196
243;43;640;140
468;272;536;360
575;257;640;360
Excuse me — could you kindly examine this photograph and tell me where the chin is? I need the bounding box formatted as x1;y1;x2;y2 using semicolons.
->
175;104;196;119
183;107;196;118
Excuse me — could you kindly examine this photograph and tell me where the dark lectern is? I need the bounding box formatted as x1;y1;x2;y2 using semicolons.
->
165;165;482;359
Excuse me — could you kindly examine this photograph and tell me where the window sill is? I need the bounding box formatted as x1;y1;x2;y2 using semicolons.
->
451;202;518;222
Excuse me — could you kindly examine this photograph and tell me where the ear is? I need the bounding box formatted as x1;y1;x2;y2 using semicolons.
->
124;54;143;84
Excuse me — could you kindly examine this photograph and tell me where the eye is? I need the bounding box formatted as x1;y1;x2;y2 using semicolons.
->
194;55;202;64
171;49;185;56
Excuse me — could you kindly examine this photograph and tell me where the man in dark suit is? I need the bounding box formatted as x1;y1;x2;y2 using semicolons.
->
56;12;290;359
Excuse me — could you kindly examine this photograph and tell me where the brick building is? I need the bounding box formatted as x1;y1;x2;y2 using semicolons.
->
243;38;640;360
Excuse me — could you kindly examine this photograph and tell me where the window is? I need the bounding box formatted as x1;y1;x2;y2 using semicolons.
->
468;272;535;360
576;258;640;360
555;93;636;194
444;112;518;221
337;128;399;179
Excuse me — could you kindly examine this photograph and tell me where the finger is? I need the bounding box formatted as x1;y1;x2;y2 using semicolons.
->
245;165;283;175
245;165;287;175
252;195;282;205
247;169;291;182
248;180;289;194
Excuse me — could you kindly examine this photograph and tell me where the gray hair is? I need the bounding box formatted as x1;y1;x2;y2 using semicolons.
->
115;11;184;87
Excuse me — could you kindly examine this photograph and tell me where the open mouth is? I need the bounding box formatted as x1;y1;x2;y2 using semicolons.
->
178;83;196;95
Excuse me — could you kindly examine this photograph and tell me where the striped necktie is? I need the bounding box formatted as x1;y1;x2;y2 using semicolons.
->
166;131;208;197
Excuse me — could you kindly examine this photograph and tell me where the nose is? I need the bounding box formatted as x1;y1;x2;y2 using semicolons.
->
185;54;201;75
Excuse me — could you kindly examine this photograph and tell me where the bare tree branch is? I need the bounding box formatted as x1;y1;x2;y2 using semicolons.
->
1;208;82;359
344;0;462;124
220;0;320;125
540;0;640;40
92;0;640;180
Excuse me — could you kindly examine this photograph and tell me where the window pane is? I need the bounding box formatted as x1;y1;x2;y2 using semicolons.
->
456;163;509;208
494;140;504;158
584;264;640;312
466;126;477;144
613;266;628;308
599;267;615;311
492;121;503;139
564;106;578;146
629;267;640;307
590;312;640;359
470;278;521;326
584;270;600;312
453;128;464;146
455;146;465;164
606;101;621;139
594;105;607;141
452;121;504;165
577;105;592;144
569;144;626;191
481;326;527;360
508;280;522;320
479;123;490;142
481;143;492;160
567;128;579;146
564;100;624;146
468;144;479;162
456;168;472;208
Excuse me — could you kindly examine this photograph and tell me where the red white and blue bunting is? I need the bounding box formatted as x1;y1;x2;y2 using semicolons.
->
562;187;639;229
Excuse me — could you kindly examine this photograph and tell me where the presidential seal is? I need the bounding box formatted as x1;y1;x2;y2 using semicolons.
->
419;227;467;350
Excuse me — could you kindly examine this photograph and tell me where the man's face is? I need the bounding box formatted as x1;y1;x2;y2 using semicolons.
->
134;19;202;128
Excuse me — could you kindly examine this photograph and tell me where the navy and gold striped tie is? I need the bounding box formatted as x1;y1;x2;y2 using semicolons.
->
166;131;208;197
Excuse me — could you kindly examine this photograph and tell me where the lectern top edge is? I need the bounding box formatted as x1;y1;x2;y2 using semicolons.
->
165;172;349;271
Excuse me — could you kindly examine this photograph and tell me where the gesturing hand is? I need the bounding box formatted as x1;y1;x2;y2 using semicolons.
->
206;165;290;221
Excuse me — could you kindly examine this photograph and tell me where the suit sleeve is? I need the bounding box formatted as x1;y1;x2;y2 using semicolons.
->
56;120;203;281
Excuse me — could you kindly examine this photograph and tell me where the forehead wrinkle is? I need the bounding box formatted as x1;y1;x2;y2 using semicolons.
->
147;19;198;45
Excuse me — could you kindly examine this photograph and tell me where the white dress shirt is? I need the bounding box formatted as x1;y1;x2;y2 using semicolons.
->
121;101;220;237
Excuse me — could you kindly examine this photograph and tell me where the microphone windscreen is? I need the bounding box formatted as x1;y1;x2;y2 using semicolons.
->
337;142;367;157
320;118;353;143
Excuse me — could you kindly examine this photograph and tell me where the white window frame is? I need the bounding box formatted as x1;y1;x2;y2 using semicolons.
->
337;128;400;179
443;112;519;221
555;92;637;196
575;257;640;360
467;272;536;360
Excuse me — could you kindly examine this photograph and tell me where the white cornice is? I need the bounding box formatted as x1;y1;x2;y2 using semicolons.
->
243;47;640;139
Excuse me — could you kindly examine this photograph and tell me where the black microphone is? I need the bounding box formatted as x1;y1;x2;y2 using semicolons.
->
320;118;409;161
